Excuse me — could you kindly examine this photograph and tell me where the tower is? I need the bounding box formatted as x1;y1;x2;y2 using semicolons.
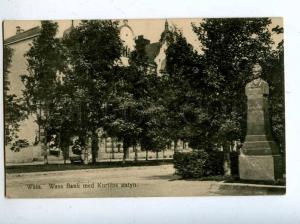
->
155;19;170;75
119;20;135;66
165;19;169;31
160;19;170;43
63;20;74;38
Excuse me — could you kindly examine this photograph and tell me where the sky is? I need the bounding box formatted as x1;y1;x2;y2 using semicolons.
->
4;18;283;52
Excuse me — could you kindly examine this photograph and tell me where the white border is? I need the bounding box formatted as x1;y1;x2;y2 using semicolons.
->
1;0;300;223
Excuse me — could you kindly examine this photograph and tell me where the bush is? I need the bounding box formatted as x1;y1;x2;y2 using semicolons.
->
173;150;224;178
206;150;224;176
230;151;239;176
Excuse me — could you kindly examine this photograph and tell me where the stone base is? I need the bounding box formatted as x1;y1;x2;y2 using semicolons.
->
239;154;283;181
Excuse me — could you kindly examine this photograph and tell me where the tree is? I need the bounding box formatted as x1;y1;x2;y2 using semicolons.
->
129;35;152;161
5;95;27;145
3;45;13;94
22;21;66;163
63;20;123;163
101;33;171;164
264;26;285;153
164;31;207;150
130;35;150;71
130;35;170;161
4;45;27;144
101;65;143;164
139;74;170;160
192;18;282;175
4;45;27;145
130;36;167;160
193;18;275;138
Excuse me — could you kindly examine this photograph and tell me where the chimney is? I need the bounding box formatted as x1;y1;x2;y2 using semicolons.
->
137;35;150;45
16;26;21;34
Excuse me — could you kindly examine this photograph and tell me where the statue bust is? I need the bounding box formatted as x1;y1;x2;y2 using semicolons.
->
245;63;269;97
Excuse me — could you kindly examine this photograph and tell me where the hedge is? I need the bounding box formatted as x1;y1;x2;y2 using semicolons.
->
173;150;224;178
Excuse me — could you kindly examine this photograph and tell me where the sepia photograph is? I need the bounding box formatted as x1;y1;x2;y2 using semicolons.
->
3;17;285;198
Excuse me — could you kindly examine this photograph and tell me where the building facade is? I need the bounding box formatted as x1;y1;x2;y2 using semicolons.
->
4;26;41;143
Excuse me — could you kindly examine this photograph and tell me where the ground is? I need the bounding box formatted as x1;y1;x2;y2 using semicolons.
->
6;165;216;198
5;164;285;198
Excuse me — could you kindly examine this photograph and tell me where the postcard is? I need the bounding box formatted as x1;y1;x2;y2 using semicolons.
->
3;18;285;198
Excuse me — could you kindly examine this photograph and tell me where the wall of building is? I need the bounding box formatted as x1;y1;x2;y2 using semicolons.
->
7;39;39;144
154;41;168;76
119;22;135;66
5;145;42;164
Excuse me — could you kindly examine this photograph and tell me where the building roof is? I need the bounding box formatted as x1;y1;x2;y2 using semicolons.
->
145;42;161;64
119;19;134;35
4;26;41;45
63;21;74;38
63;26;73;38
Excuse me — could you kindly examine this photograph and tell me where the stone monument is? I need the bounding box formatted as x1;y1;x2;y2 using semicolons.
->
239;64;283;181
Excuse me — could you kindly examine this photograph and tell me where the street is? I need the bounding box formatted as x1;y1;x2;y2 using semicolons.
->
6;164;221;198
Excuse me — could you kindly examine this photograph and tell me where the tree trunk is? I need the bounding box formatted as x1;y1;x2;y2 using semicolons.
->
62;145;69;165
174;139;178;152
111;138;115;160
117;143;121;153
146;149;148;161
156;151;159;160
123;147;128;164
91;131;99;164
134;145;138;161
83;136;90;165
39;104;49;165
40;126;48;165
223;142;231;176
104;138;107;153
42;142;48;165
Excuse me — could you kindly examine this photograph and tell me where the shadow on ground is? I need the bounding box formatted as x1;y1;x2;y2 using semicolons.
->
144;174;180;181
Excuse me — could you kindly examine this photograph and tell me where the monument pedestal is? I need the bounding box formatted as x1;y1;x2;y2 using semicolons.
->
239;134;283;181
239;154;283;181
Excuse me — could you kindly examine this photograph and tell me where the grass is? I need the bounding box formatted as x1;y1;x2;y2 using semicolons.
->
6;159;174;174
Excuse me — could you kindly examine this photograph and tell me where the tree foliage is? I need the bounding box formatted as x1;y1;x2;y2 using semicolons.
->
22;21;66;138
264;30;285;151
16;18;284;168
192;18;281;147
102;34;170;162
62;20;123;161
3;45;13;88
165;31;213;149
4;45;27;144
